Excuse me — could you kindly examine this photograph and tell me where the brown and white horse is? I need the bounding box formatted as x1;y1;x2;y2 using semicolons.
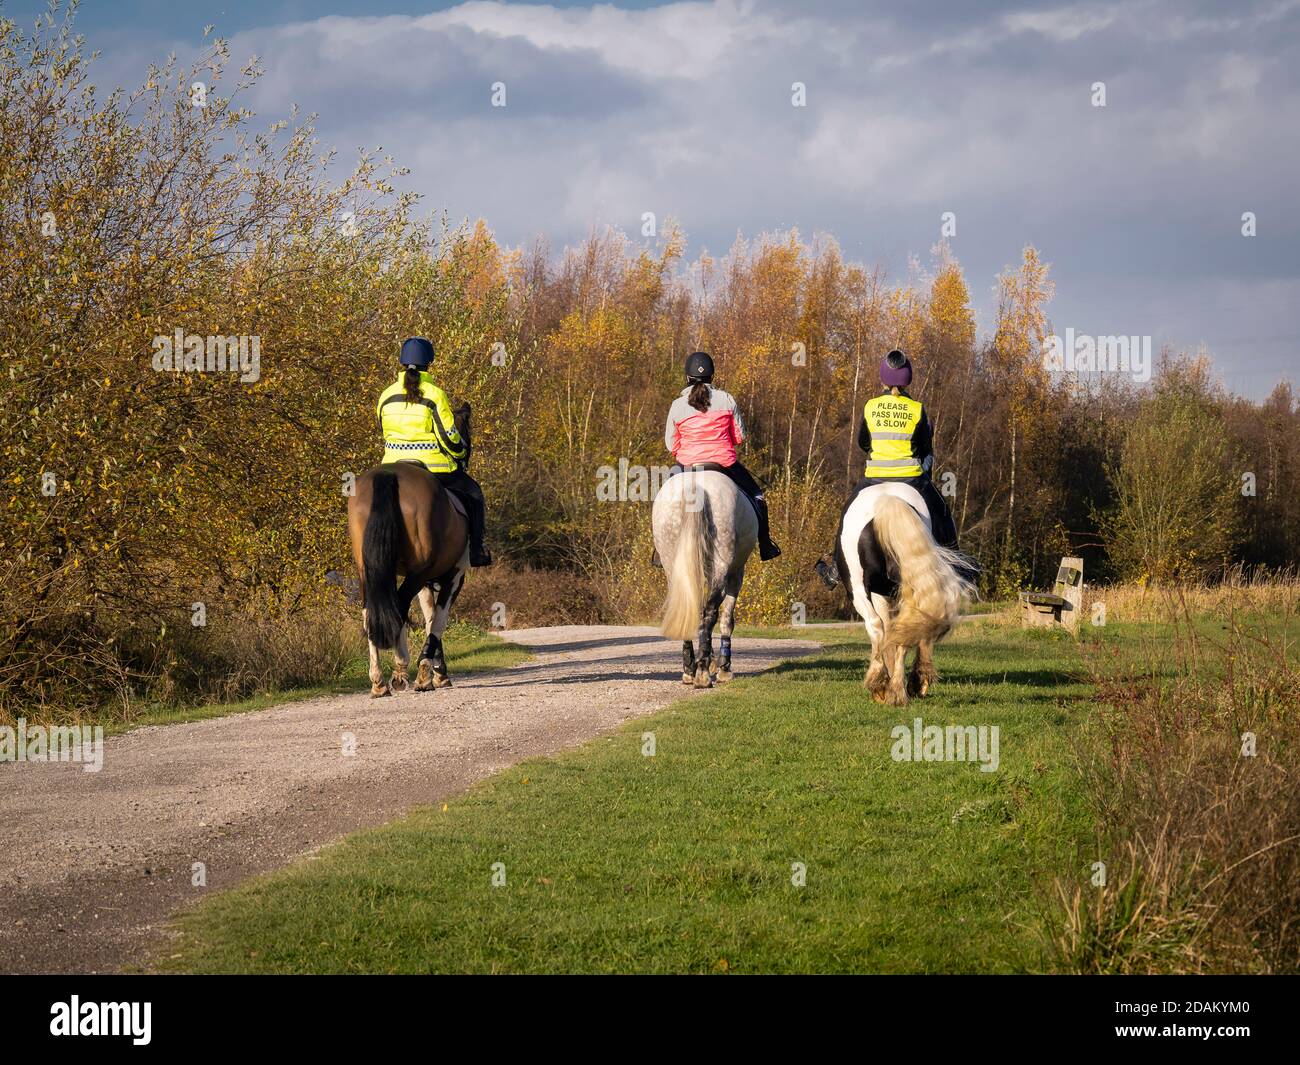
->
345;407;472;696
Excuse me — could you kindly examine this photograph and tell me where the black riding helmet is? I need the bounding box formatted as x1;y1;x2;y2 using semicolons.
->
685;351;714;383
400;336;435;368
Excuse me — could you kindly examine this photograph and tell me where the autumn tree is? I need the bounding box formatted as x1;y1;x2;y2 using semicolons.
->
1100;388;1241;582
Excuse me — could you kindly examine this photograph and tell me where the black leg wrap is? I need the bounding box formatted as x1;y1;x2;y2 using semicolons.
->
696;602;719;672
424;633;446;675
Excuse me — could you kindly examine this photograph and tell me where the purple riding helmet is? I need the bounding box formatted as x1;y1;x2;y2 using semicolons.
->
880;349;912;387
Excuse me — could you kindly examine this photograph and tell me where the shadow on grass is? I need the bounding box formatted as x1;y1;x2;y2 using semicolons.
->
757;644;1086;692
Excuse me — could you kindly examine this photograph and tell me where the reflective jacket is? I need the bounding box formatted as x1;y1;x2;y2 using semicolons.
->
665;386;745;467
860;391;931;478
377;371;466;473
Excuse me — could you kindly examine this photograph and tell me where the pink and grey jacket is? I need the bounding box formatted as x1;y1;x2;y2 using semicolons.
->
665;386;745;467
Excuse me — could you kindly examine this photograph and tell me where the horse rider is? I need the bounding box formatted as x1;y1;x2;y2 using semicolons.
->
377;336;492;567
817;349;957;588
663;351;781;561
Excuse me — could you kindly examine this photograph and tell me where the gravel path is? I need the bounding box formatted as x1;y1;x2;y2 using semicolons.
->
0;625;818;974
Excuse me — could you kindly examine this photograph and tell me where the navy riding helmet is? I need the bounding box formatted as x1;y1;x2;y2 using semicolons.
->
685;351;714;382
400;336;435;368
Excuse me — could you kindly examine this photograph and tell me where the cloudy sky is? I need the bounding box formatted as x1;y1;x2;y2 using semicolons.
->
21;0;1300;397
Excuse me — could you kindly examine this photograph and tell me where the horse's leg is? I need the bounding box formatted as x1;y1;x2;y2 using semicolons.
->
882;640;910;706
909;638;939;697
390;618;410;693
362;608;390;698
864;592;890;698
876;584;912;704
423;568;465;689
714;572;743;682
681;640;696;685
693;591;723;689
414;585;438;691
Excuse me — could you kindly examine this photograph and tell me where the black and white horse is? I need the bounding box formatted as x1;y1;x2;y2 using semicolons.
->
835;482;976;705
652;471;757;688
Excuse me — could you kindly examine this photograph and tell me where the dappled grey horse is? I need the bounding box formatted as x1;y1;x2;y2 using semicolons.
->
652;470;758;688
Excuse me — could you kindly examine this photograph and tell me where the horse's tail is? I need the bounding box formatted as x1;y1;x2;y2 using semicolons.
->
872;495;975;649
660;484;716;640
362;471;406;649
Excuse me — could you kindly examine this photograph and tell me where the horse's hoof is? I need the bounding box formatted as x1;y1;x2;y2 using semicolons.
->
389;674;409;694
371;683;391;698
883;688;908;707
693;670;713;689
414;660;436;691
908;670;938;697
682;672;695;685
432;672;453;689
865;677;889;699
715;669;733;683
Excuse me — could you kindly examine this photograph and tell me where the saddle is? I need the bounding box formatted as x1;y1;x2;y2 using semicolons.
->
445;491;468;521
395;459;468;520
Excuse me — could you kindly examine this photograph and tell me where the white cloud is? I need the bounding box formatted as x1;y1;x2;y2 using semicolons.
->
411;0;780;81
1002;4;1120;42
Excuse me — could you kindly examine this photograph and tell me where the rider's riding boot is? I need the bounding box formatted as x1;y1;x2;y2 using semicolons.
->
753;497;782;561
468;503;493;567
815;557;841;589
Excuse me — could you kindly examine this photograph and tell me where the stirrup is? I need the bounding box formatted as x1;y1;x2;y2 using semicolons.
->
814;558;840;589
759;539;782;561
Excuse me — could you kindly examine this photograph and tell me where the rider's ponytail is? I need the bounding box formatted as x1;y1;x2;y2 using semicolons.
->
403;365;422;404
687;381;711;413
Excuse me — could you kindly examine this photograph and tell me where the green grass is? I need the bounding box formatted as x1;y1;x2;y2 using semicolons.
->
165;619;1100;974
961;598;1015;616
107;622;531;736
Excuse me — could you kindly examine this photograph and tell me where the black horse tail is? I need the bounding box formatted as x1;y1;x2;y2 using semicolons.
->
363;471;406;649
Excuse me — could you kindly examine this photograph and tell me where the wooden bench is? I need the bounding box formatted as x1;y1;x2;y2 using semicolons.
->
1019;556;1083;631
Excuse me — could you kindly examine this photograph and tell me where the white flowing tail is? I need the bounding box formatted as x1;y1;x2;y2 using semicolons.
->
872;495;975;650
660;493;715;639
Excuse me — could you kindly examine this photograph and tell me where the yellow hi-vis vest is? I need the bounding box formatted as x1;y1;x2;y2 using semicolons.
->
863;392;924;478
377;371;467;473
